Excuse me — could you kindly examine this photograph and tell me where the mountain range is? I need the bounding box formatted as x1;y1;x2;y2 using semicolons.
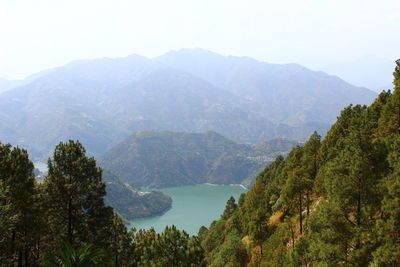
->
0;48;376;159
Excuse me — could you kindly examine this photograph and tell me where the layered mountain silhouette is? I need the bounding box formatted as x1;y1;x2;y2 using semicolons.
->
0;49;376;158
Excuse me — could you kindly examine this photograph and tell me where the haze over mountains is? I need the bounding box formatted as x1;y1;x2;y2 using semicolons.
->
0;70;51;94
0;48;376;158
311;56;395;91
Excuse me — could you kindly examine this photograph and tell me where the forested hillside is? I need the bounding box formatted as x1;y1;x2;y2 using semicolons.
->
99;130;298;188
0;61;398;266
200;60;400;266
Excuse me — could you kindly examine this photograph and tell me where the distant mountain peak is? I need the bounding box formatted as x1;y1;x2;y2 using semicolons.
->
0;48;377;158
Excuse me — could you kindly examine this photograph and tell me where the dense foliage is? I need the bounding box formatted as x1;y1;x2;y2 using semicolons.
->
200;60;400;266
0;140;203;266
131;226;204;267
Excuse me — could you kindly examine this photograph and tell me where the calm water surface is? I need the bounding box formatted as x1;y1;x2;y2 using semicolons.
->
34;160;246;236
130;184;247;235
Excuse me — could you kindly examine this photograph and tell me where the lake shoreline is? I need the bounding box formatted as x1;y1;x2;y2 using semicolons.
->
129;184;247;235
204;182;248;190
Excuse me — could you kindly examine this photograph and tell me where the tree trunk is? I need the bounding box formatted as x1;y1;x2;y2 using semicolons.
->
18;247;23;267
356;178;361;226
68;196;73;244
397;102;400;134
36;235;40;265
299;193;303;235
24;246;28;267
24;229;28;267
355;177;362;250
290;221;295;247
11;230;16;256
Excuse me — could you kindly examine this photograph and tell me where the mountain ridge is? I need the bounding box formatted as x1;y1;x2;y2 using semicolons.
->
98;130;299;188
0;49;376;158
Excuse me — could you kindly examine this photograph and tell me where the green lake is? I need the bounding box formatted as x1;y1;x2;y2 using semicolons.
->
33;162;247;236
130;184;247;235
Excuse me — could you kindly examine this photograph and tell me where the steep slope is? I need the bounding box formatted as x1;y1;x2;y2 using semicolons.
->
200;61;400;266
98;130;298;188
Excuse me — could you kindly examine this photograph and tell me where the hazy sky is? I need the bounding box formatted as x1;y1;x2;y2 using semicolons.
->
1;0;399;80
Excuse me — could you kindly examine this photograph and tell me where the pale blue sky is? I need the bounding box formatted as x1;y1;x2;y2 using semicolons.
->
1;0;399;82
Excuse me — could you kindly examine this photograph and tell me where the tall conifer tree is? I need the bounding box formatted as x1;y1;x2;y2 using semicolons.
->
378;59;400;136
0;143;39;266
43;140;113;249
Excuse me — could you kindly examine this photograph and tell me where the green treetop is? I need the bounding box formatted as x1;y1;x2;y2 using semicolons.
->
43;140;113;249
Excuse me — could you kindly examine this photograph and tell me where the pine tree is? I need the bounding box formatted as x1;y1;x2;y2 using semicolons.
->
43;140;113;250
249;207;268;256
281;146;306;234
301;131;321;216
305;200;354;266
0;179;15;266
317;106;381;265
370;90;392;139
0;143;40;266
108;214;133;267
372;135;400;265
133;226;204;267
378;59;400;136
222;196;237;220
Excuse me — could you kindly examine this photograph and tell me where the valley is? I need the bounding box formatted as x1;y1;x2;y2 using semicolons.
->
1;0;398;265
